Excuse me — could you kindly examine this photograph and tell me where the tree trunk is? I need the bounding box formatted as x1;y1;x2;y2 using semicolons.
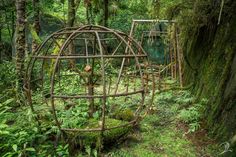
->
32;0;40;53
0;28;2;43
182;1;236;155
11;11;15;41
104;0;108;27
15;0;26;89
67;0;80;68
67;0;76;27
84;0;93;24
0;17;2;42
0;22;2;60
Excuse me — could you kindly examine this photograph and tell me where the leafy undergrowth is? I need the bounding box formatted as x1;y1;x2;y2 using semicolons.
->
0;62;223;156
105;83;222;157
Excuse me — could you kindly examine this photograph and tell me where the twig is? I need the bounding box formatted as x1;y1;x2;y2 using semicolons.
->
218;0;225;25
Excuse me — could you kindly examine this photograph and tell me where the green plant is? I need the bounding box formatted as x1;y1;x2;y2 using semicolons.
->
56;144;69;157
85;145;98;157
2;143;36;157
178;102;204;133
189;122;201;133
113;108;135;121
178;106;201;123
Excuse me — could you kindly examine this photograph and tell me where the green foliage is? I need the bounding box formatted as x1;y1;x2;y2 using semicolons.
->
58;100;89;128
76;118;131;146
29;25;42;44
0;61;25;107
106;81;219;156
178;98;207;133
56;144;69;157
85;145;98;157
0;0;227;155
108;0;151;32
0;59;220;157
0;61;16;91
0;108;39;156
178;106;201;123
113;108;135;122
108;114;198;157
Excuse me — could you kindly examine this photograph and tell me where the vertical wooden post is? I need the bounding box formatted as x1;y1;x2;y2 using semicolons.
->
32;0;40;53
129;20;136;37
104;0;109;27
176;27;183;87
88;72;94;117
16;0;26;90
170;43;174;79
173;24;177;79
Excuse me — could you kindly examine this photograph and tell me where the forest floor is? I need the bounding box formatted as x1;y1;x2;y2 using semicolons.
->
0;64;224;157
105;80;222;157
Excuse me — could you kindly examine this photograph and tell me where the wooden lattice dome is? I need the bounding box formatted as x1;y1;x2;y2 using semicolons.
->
24;25;154;142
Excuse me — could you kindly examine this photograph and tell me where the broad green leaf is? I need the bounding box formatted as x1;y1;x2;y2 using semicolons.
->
3;98;14;105
25;147;36;152
12;144;17;152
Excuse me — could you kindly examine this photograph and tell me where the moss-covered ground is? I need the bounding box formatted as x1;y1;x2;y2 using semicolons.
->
104;81;222;157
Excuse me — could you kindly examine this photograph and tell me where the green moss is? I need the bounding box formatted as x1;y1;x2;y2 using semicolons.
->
29;24;42;44
113;109;135;122
182;9;236;140
106;87;220;156
69;118;132;147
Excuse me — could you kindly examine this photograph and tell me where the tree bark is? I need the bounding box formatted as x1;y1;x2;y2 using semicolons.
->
32;0;40;53
182;1;236;154
11;11;15;42
0;15;2;42
84;0;93;24
67;0;76;27
15;0;26;89
104;0;108;27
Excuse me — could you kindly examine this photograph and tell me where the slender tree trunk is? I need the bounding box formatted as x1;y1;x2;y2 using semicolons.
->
67;0;78;68
32;0;40;53
0;16;2;42
104;0;108;27
15;0;26;89
0;27;2;42
84;0;92;24
86;4;89;24
0;24;2;61
11;11;15;41
67;0;76;27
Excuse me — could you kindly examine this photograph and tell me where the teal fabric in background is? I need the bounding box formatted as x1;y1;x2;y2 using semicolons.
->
138;22;170;65
143;36;167;64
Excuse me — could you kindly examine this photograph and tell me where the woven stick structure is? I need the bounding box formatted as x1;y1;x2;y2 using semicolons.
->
24;25;154;137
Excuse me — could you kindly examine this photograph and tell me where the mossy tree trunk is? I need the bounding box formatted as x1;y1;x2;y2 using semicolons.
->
11;11;15;42
15;0;26;89
67;0;82;68
85;0;93;24
32;0;40;53
0;18;2;42
182;0;236;155
104;0;109;27
67;0;76;27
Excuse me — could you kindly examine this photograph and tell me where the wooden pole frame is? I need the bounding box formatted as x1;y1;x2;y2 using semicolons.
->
24;25;155;144
129;19;183;87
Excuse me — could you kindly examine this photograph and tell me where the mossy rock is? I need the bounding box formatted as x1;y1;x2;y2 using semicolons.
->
113;109;135;122
69;118;133;147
